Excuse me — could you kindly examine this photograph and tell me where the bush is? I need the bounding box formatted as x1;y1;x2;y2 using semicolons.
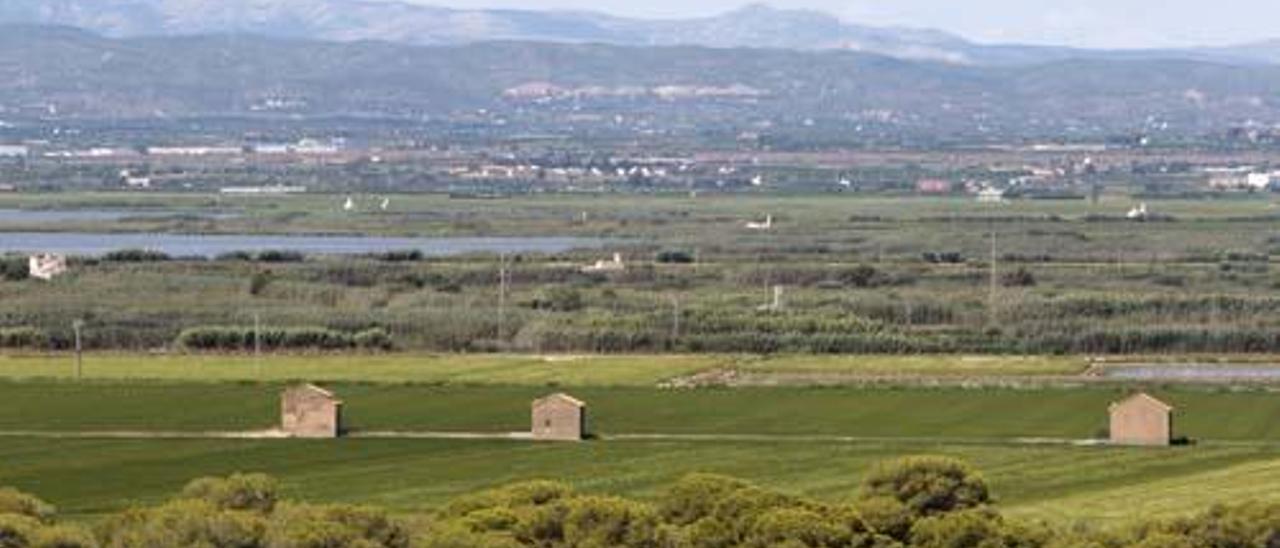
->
655;250;696;264
249;270;273;296
214;250;254;262
101;249;170;262
97;499;266;548
0;257;28;281
1000;267;1036;287
255;250;306;263
265;503;410;548
0;488;55;522
859;456;991;517
0;328;49;349
180;473;279;513
370;250;424;262
354;328;394;351
175;326;393;352
527;287;585;312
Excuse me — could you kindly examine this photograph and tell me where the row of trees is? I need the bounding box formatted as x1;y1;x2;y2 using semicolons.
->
4;456;1280;547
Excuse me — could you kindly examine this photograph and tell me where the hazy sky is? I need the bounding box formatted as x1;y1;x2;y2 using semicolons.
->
401;0;1280;49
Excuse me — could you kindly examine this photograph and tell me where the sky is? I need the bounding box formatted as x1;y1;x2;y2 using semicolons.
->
399;0;1280;49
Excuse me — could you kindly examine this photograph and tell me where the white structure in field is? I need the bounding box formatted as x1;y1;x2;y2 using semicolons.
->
976;187;1007;204
1127;203;1150;221
745;215;773;230
28;253;68;281
120;170;151;189
343;196;356;212
758;285;785;312
379;197;391;211
582;253;625;274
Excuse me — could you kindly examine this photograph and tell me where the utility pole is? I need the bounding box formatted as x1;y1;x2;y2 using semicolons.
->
988;226;998;326
72;319;84;381
497;253;509;341
254;312;262;381
670;295;681;341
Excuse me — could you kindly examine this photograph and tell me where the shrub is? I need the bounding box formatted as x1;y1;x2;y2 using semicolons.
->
264;503;410;548
1000;267;1036;287
255;250;305;263
101;249;170;262
0;257;28;281
656;250;696;264
371;250;424;262
214;251;254;262
175;326;392;352
527;287;585;312
180;473;279;513
97;499;266;548
0;328;49;349
858;456;991;517
0;488;55;522
354;328;394;351
249;270;273;296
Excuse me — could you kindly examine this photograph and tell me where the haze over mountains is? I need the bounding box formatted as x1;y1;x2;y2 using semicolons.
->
2;0;1280;66
5;23;1280;141
3;1;1280;140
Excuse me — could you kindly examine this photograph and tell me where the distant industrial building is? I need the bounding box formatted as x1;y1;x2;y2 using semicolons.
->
281;384;343;439
220;186;307;195
147;146;242;156
916;179;953;194
0;145;29;158
532;393;587;441
1108;392;1173;446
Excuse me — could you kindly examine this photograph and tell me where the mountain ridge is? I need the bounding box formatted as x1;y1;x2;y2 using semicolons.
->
3;0;1279;65
4;24;1280;141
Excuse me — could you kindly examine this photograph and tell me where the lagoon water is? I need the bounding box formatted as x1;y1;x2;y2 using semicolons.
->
1101;364;1280;381
0;232;600;257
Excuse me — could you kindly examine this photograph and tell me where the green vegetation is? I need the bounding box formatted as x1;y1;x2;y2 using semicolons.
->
2;193;1280;354
7;380;1280;528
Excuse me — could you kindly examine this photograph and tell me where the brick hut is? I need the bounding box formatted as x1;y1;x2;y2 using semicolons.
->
531;393;587;441
1108;392;1173;446
281;384;343;438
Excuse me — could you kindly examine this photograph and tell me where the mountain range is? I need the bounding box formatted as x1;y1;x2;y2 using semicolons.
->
4;24;1280;140
2;0;1279;66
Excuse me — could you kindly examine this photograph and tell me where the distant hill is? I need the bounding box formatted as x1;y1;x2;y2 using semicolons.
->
3;25;1280;138
1;0;1276;66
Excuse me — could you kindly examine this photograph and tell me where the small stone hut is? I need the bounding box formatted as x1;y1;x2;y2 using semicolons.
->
1108;392;1173;446
281;384;343;438
531;393;587;441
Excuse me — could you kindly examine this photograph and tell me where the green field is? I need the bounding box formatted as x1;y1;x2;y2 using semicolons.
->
5;380;1280;439
0;353;1090;385
5;437;1280;526
7;379;1280;526
0;353;727;386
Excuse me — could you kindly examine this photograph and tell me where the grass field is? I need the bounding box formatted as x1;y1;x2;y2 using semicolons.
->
7;381;1280;440
0;353;1092;385
0;353;728;386
4;437;1279;525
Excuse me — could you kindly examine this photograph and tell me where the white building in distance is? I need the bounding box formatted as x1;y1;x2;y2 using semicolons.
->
28;254;68;281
